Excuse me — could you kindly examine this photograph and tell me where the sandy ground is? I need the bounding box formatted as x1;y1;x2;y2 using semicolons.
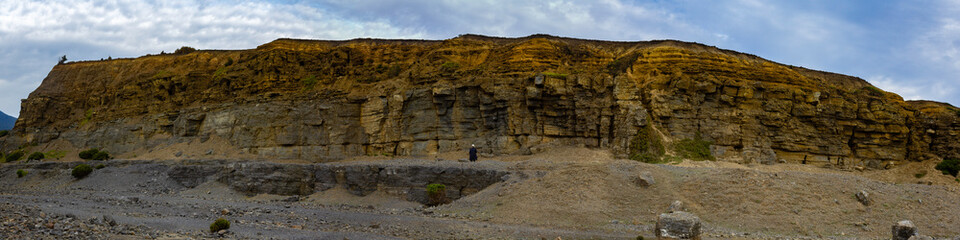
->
2;146;959;239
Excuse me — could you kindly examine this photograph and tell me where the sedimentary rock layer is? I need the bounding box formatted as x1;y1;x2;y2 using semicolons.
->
4;34;959;167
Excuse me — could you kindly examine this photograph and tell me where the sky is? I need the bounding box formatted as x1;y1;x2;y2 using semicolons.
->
1;0;959;118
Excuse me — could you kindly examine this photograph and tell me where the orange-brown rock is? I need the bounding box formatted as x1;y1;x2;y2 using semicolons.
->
3;34;959;168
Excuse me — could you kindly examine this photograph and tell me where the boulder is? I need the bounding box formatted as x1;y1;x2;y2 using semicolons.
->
634;171;655;187
655;211;701;240
892;220;917;240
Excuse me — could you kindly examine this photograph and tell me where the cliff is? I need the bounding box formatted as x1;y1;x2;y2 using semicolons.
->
4;34;960;168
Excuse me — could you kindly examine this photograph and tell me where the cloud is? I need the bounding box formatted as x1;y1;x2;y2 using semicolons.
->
0;0;426;117
867;75;924;101
914;18;960;72
312;0;709;41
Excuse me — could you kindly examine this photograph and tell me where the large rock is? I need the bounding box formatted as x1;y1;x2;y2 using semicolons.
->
892;220;918;240
656;211;701;240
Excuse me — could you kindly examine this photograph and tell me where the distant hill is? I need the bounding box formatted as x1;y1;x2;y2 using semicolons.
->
0;111;15;130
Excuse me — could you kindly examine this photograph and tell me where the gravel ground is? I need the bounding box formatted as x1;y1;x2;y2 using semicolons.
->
2;147;960;239
0;158;638;239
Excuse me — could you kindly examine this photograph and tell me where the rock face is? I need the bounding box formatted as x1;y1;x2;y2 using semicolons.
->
167;161;509;204
3;34;960;167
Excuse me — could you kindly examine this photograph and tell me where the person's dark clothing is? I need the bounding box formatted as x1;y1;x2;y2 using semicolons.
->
469;147;478;162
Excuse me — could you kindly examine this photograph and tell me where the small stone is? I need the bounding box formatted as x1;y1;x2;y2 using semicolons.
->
668;201;684;213
205;149;214;155
217;229;227;235
281;196;300;202
102;215;117;226
656;211;701;240
908;235;933;240
855;190;870;206
892;220;917;240
220;209;230;215
45;222;55;229
174;151;183;157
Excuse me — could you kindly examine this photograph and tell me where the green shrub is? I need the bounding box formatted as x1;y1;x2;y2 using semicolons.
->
92;151;111;160
95;164;105;169
210;218;230;232
673;134;715;161
300;75;318;90
914;171;927;179
5;151;24;162
629;124;665;163
212;67;228;81
16;169;26;178
27;152;44;161
426;183;447;206
0;130;8;137
44;150;66;160
440;61;460;73
174;46;196;54
79;148;100;160
858;86;885;96
72;164;93;179
935;158;960;177
79;109;94;126
606;52;641;75
541;72;569;80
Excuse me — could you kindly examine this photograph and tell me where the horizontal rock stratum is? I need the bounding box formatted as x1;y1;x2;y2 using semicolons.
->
4;34;959;167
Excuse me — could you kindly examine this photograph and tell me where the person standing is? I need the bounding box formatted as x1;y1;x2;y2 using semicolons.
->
469;144;478;162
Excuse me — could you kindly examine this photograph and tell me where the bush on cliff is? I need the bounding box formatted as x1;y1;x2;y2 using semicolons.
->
27;152;44;161
79;148;110;160
673;134;715;161
210;218;230;232
440;61;460;73
72;164;93;179
426;183;447;206
44;150;66;160
174;46;196;54
629;124;665;163
935;158;960;177
16;169;26;178
79;148;99;160
0;130;8;137
5;151;24;162
92;151;111;160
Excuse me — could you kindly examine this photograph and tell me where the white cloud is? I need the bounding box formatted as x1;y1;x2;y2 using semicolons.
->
867;75;925;101
0;0;427;117
314;0;707;41
914;18;960;71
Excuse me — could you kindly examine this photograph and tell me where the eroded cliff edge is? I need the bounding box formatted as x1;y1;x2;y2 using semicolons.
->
4;34;960;168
